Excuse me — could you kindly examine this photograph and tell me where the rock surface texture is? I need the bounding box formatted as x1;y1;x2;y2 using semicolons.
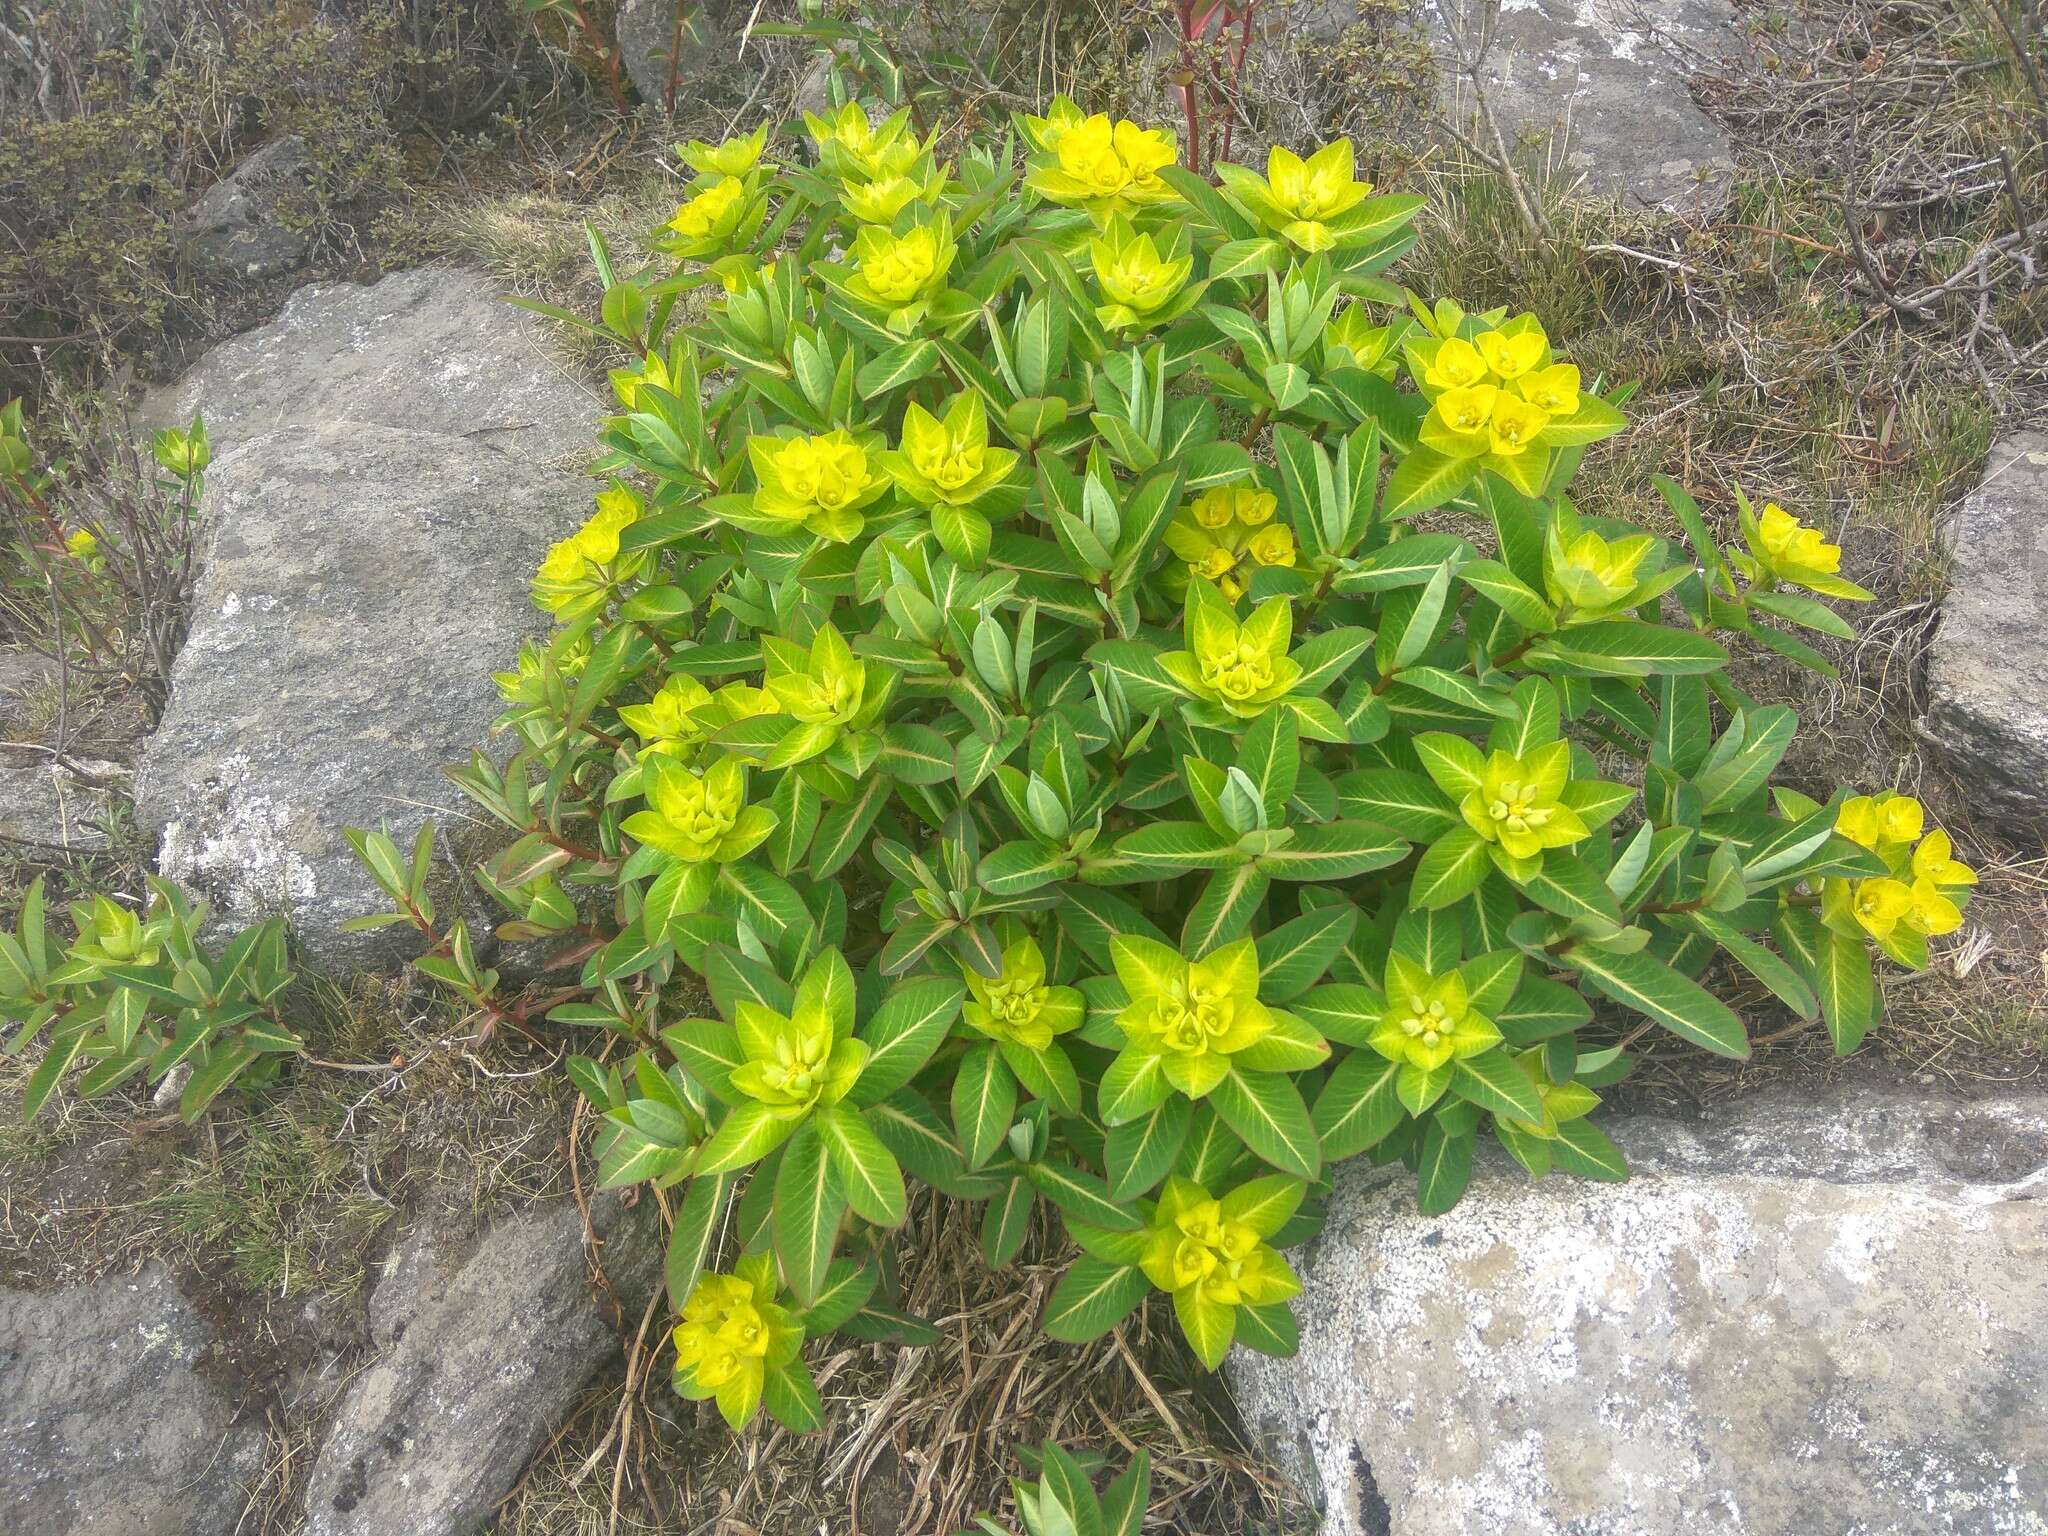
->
134;268;601;969
1925;430;2048;839
299;1195;660;1536
1230;1091;2048;1536
1429;0;1736;209
0;761;114;852
618;0;730;110
178;135;316;282
0;1262;265;1536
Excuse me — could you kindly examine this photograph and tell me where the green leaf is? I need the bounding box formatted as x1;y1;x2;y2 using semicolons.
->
1042;1258;1150;1342
774;1123;846;1304
981;1177;1036;1268
1210;1067;1320;1179
1105;1094;1192;1201
951;1042;1017;1170
1383;447;1477;519
1450;1048;1545;1122
1529;622;1729;677
1568;945;1751;1059
1415;1121;1474;1214
851;976;966;1106
817;1103;907;1226
1026;1159;1143;1231
1410;827;1491;909
1256;907;1357;1002
1312;1052;1405;1160
1173;1283;1236;1369
666;1172;732;1308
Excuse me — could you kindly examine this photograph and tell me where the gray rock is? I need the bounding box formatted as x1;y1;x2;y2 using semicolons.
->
0;1262;264;1536
0;761;114;852
300;1195;662;1536
618;0;730;113
1925;431;2048;840
179;135;316;283
1230;1091;2048;1536
134;421;584;970
1429;0;1736;210
140;266;604;465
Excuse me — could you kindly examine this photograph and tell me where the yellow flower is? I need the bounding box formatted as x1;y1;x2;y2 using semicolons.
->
1158;586;1305;720
1544;527;1653;612
1423;337;1489;392
1516;363;1581;416
1848;877;1915;941
531;484;643;614
845;219;955;328
1369;954;1502;1076
678;125;768;180
1217;138;1372;252
1109;936;1276;1100
1459;743;1591;863
672;1254;804;1430
65;528;99;563
765;623;869;728
1911;829;1976;890
746;429;887;541
1737;497;1870;599
805;102;921;181
1026;113;1178;216
1019;95;1086;155
1836;793;1923;853
1475;328;1547;380
725;995;867;1120
1245;524;1296;568
1138;1175;1302;1368
1089;218;1193;331
841;174;925;224
667;175;749;254
619;675;714;750
621;755;776;864
1487;392;1549;457
962;938;1084;1052
880;391;1019;508
609;348;680;413
1424;382;1498;458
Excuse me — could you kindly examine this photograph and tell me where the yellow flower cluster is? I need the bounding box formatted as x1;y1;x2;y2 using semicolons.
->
1023;98;1177;217
1414;318;1580;462
533;485;643;615
961;938;1084;1052
1831;792;1974;954
1162;486;1296;600
671;1254;804;1430
746;429;888;542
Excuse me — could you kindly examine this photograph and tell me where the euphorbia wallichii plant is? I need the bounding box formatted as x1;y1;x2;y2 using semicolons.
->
327;98;1974;1428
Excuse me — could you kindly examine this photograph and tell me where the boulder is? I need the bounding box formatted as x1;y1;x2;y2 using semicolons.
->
1230;1091;2048;1536
1925;431;2048;841
618;0;731;112
1433;0;1737;211
134;421;584;970
0;1262;265;1536
0;761;114;852
178;135;316;283
140;266;603;464
299;1194;662;1536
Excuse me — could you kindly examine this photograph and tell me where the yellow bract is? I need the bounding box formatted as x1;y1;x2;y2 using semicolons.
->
805;102;922;182
672;1254;803;1430
1159;587;1304;720
618;675;771;759
1110;935;1276;1099
1089;218;1193;332
1369;957;1501;1074
1544;527;1655;613
746;429;888;542
667;175;749;255
880;392;1018;508
1218;139;1372;252
1138;1176;1303;1369
1025;111;1177;217
727;995;868;1119
678;125;768;180
1162;485;1294;599
962;938;1084;1052
621;755;775;865
1459;743;1590;863
532;484;643;615
844;219;956;330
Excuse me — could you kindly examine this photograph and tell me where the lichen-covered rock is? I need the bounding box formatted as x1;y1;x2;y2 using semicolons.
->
0;761;114;852
1434;0;1736;210
1925;431;2048;841
299;1195;661;1536
178;135;316;283
618;0;731;112
140;266;602;464
0;1262;265;1536
134;421;583;970
1229;1091;2048;1536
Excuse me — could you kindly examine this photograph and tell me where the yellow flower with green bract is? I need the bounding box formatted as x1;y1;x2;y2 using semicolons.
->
1217;140;1372;252
1459;742;1591;864
621;755;775;864
760;622;889;768
745;429;889;542
1161;484;1294;600
619;675;773;759
962;937;1083;1052
724;994;868;1121
1543;524;1655;613
1825;793;1974;964
1138;1175;1302;1369
1025;112;1177;217
879;391;1018;508
665;174;751;258
678;125;768;180
805;102;922;182
1018;95;1086;156
1108;935;1275;1100
1492;1049;1603;1178
532;484;644;615
609;347;682;413
840;174;930;224
844;218;955;331
1733;494;1872;601
1157;583;1304;722
1088;218;1193;332
1370;952;1503;1112
671;1254;805;1429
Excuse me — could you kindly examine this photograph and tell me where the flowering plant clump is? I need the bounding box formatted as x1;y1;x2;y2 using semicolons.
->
328;93;1967;1415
